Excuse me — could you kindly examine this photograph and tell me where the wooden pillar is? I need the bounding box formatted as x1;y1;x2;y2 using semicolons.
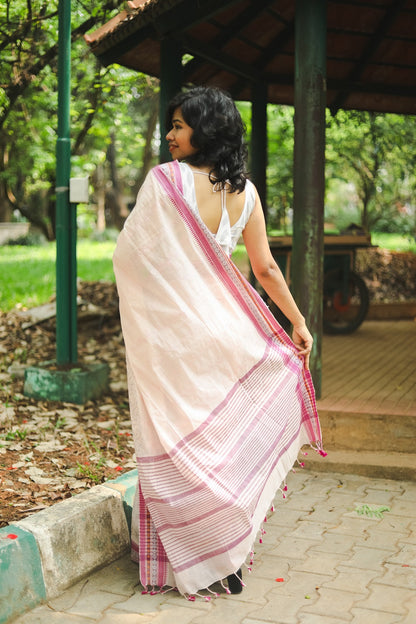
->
250;82;268;220
292;0;327;397
159;38;183;163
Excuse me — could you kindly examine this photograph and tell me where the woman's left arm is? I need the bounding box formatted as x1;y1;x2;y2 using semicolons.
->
242;189;313;368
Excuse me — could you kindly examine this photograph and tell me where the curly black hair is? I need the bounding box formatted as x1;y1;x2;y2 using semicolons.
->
166;86;248;193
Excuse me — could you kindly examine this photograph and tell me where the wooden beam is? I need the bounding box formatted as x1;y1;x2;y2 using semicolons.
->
94;0;242;64
330;0;407;113
183;0;276;79
152;0;244;38
179;33;262;82
227;20;294;101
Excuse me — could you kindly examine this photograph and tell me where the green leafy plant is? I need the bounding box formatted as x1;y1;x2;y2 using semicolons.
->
2;429;28;441
355;504;390;519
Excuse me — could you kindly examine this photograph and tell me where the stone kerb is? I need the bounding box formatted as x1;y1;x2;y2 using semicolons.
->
0;469;138;624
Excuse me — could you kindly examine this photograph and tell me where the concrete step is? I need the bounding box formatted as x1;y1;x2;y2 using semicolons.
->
318;408;415;454
304;448;416;481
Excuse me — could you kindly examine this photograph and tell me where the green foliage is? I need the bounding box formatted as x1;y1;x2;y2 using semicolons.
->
0;239;116;310
0;0;159;235
355;504;390;519
326;110;416;234
266;106;294;232
371;233;416;253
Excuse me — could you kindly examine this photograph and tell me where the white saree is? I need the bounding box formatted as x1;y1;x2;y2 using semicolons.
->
113;160;324;597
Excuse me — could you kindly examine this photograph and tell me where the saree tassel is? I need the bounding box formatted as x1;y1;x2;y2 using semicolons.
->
220;579;231;595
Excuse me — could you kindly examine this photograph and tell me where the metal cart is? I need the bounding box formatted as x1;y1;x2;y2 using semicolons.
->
263;234;371;334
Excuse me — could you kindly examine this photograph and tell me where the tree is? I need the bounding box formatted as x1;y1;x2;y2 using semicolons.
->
326;110;416;233
0;0;159;237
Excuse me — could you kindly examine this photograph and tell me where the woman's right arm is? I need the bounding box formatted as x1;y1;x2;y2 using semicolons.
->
242;189;313;368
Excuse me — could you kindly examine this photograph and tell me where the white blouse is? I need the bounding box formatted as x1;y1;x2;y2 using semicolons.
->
179;162;256;256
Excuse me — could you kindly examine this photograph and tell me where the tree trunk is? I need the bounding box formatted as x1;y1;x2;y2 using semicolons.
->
134;99;159;194
105;131;129;230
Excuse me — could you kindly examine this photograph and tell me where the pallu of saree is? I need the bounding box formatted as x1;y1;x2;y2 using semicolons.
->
113;160;324;597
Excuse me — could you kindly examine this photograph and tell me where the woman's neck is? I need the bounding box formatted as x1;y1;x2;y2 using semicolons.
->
184;161;212;174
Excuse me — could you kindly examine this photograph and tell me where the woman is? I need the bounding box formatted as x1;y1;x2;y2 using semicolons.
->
113;86;324;599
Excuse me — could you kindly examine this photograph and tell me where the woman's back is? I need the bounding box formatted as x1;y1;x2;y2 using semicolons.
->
179;162;255;256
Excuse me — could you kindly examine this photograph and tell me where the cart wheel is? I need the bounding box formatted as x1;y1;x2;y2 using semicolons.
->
323;269;369;334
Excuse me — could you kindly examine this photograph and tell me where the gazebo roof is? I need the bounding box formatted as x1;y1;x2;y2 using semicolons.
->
85;0;416;115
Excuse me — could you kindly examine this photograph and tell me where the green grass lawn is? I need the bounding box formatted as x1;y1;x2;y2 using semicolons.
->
0;240;117;311
370;232;416;253
0;233;414;312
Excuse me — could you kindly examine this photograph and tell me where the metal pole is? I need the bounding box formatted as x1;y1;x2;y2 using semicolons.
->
159;38;183;163
292;0;327;397
56;0;77;364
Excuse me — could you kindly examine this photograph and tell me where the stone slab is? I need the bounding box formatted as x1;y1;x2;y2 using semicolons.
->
0;525;46;624
14;485;130;599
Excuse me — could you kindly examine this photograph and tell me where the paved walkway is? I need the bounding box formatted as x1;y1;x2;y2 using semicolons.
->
317;320;416;416
13;470;416;624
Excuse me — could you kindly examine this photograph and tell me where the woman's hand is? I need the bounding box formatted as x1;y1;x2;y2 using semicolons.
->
292;323;313;370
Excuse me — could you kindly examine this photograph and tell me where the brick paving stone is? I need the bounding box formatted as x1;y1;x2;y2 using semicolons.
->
341;546;392;571
47;557;137;613
385;542;416;566
185;598;260;624
381;500;416;518
321;567;382;594
242;590;307;624
362;479;404;493
310;533;357;555
300;587;366;621
100;612;155;623
355;584;412;615
266;507;306;528
290;521;331;540
359;488;397;505
152;603;209;624
373;563;416;589
375;514;414;534
328;517;396;537
13;609;97;623
400;594;416;624
75;554;139;595
292;552;350;575
401;522;416;545
279;486;331;511
252;554;295;581
110;591;171;615
276;570;333;597
328;477;367;495
268;537;321;560
299;614;354;624
355;529;407;550
303;502;356;524
350;608;402;624
56;589;132;619
394;484;416;502
217;575;276;606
